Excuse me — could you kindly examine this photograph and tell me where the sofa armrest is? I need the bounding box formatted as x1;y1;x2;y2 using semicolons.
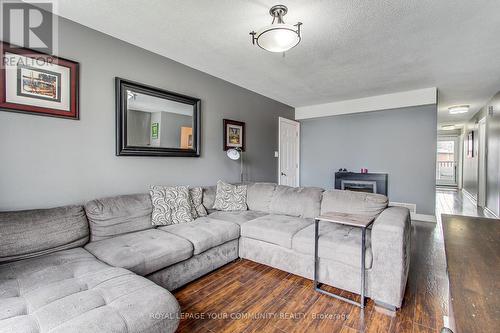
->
370;206;411;308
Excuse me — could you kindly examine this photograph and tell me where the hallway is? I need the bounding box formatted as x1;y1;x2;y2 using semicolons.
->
435;188;496;218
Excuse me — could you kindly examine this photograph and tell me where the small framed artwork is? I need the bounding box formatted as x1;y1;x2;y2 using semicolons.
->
223;119;245;151
467;131;474;158
0;42;79;119
151;122;159;139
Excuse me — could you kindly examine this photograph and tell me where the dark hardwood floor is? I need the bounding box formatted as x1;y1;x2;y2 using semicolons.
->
436;188;495;218
441;214;500;333
173;221;449;333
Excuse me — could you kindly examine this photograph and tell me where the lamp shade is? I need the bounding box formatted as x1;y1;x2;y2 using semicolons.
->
250;5;302;53
254;24;301;52
226;148;241;160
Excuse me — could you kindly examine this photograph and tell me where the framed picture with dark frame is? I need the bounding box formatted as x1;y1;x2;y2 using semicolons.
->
467;131;474;158
0;42;79;119
223;119;245;151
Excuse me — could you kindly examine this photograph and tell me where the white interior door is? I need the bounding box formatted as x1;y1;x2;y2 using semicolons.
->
279;117;300;187
478;118;487;207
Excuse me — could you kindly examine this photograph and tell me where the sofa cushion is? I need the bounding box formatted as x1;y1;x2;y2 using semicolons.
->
84;229;193;276
0;205;89;263
213;181;247;211
164;186;194;224
240;214;313;248
246;182;276;212
202;186;216;210
189;187;208;218
84;194;153;241
0;248;180;333
208;210;268;225
150;185;171;226
292;222;373;269
320;190;388;218
159;217;240;255
269;185;323;219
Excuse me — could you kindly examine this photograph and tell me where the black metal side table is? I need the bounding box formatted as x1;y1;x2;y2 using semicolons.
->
314;212;375;308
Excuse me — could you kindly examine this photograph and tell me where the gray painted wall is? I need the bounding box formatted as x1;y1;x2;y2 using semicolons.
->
462;91;500;216
486;92;500;216
158;112;192;148
300;105;437;215
0;16;294;210
127;110;151;146
462;113;482;199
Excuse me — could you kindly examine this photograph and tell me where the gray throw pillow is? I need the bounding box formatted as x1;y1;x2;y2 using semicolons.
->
189;187;207;218
213;180;248;211
164;186;194;224
150;185;171;226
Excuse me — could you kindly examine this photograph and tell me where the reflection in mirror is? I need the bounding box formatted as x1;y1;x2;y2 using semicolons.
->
126;90;194;149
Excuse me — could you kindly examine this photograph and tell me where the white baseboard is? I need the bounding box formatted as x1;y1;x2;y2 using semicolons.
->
484;206;499;218
411;213;437;223
462;189;499;218
462;189;477;204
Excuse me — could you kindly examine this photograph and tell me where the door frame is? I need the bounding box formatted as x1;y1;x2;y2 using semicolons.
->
436;135;460;187
477;117;487;207
278;117;300;186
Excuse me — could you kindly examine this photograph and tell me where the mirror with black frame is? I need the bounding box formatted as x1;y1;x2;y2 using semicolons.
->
116;78;200;157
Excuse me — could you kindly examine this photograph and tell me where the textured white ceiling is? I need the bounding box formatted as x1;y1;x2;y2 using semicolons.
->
52;0;500;125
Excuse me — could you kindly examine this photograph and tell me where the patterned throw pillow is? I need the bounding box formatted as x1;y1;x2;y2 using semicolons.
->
149;185;194;225
189;187;207;218
213;180;248;211
150;185;171;226
164;186;194;224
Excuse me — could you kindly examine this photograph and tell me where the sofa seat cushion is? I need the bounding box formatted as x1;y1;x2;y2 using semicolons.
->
292;222;373;269
240;214;313;248
85;229;193;276
158;217;240;255
0;248;180;333
208;210;268;225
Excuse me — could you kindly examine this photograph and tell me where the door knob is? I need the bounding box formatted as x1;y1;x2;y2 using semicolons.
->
281;172;287;176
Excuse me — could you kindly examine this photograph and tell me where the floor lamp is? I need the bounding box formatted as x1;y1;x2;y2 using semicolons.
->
227;148;244;183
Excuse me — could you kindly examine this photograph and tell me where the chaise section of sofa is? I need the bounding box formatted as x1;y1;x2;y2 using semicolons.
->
0;248;180;333
0;205;180;333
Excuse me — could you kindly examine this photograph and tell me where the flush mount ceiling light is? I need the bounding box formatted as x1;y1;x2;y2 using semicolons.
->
448;105;469;114
441;124;456;130
250;5;302;53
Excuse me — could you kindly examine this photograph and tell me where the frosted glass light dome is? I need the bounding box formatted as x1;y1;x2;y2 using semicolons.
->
250;5;302;53
255;24;301;53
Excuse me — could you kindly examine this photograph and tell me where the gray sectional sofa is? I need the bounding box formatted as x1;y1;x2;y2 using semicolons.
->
0;182;411;333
